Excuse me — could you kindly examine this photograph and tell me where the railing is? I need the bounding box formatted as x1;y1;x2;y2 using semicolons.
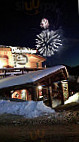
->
0;67;44;78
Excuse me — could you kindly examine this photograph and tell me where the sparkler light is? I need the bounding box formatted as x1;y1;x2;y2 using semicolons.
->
35;29;62;57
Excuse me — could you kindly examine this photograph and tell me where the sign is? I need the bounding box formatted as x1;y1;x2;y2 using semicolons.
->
10;46;37;54
9;46;37;67
13;54;28;66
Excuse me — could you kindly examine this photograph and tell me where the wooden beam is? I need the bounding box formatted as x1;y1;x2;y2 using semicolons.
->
34;69;67;85
48;86;52;107
31;85;38;101
59;83;64;105
47;78;53;107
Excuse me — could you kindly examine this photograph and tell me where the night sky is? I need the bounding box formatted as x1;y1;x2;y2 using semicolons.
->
0;0;79;67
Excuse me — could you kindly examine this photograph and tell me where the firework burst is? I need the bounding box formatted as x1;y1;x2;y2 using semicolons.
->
35;29;62;57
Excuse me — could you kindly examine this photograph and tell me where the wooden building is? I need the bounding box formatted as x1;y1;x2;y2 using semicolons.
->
0;45;45;78
0;46;45;68
0;65;69;108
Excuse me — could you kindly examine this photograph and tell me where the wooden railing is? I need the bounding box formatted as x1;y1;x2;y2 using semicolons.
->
0;67;44;78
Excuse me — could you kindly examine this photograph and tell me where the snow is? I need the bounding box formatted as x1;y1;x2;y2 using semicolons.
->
65;92;79;104
0;65;67;89
0;100;55;118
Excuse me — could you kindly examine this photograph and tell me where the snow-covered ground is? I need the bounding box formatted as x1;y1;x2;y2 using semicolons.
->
0;100;55;118
65;92;79;104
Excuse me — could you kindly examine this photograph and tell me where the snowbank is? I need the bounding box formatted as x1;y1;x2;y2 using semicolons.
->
65;93;79;104
0;100;55;118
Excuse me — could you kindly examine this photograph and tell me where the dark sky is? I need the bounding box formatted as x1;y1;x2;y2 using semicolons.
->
0;0;79;67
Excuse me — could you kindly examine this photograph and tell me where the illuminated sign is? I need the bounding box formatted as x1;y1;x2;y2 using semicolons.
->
10;46;37;54
9;46;37;67
13;54;28;66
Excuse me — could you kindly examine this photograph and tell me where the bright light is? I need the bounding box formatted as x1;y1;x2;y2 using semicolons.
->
38;86;42;90
11;90;14;93
0;60;4;68
39;96;43;99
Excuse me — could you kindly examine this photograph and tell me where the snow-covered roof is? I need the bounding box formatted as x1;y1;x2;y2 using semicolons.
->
0;65;68;89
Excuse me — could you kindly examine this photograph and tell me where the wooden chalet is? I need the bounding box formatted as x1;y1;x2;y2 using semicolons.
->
0;65;69;108
0;45;46;78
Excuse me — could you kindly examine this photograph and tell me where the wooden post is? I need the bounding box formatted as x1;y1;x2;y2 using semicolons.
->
4;70;6;77
32;85;38;101
59;83;64;105
48;86;52;107
22;69;24;74
48;78;53;107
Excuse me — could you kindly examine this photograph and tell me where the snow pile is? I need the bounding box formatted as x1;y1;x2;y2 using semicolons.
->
65;92;79;104
0;100;55;118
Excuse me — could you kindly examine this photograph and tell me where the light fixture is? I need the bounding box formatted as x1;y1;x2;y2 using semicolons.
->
38;85;42;90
